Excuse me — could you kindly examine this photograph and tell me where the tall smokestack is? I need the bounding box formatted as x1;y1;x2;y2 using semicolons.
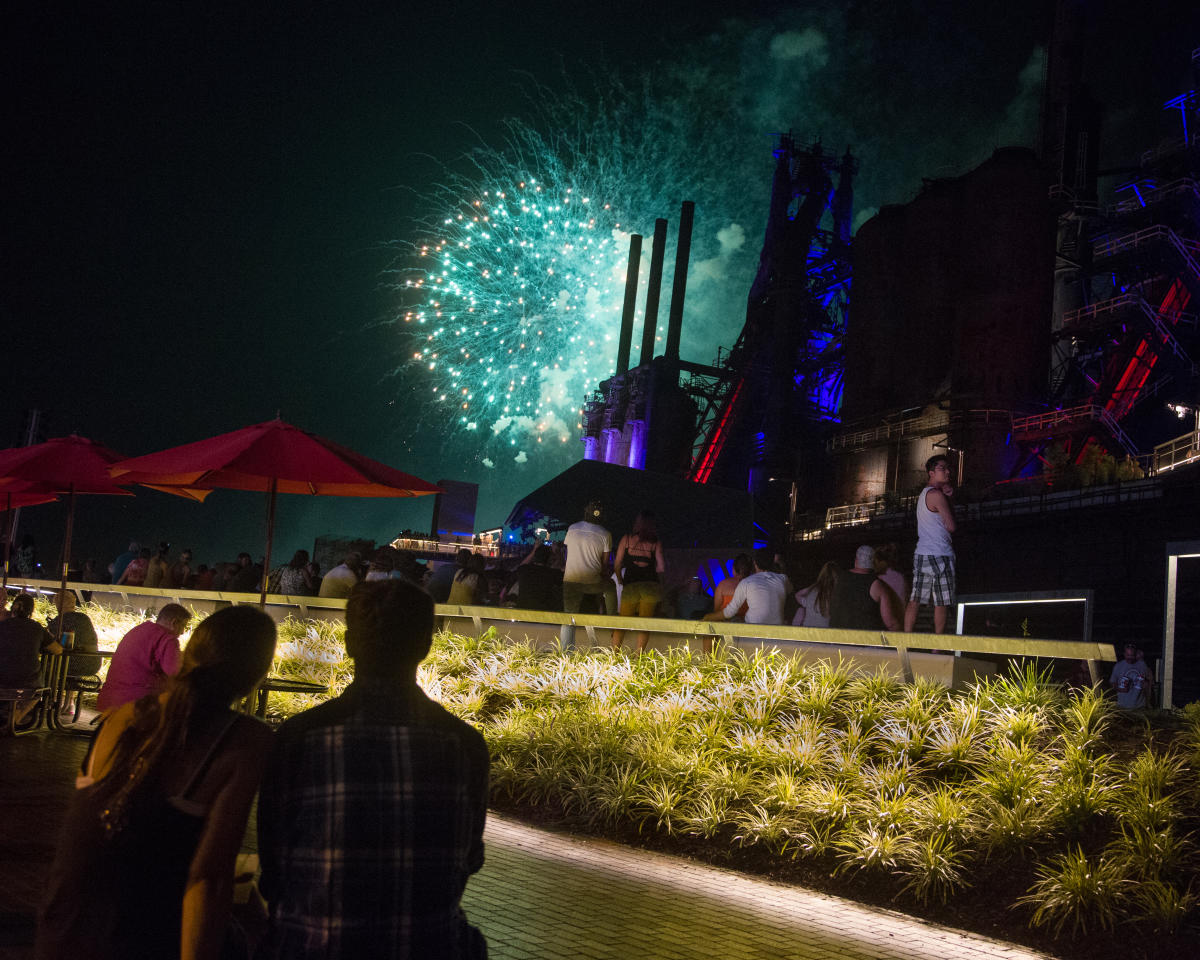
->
665;201;694;361
615;233;642;375
639;218;668;366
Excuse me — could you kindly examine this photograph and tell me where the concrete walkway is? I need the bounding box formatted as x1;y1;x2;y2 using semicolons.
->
468;814;1053;960
1;727;1054;960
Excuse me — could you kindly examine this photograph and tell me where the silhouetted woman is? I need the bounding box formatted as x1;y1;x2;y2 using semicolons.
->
38;606;277;960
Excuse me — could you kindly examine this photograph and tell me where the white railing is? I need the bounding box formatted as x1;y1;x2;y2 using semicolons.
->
1153;428;1200;474
829;414;949;451
1010;404;1139;457
389;537;498;558
1093;225;1200;282
1062;293;1194;364
824;495;917;530
1110;178;1200;215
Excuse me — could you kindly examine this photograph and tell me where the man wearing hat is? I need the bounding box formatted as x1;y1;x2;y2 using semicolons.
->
561;500;617;614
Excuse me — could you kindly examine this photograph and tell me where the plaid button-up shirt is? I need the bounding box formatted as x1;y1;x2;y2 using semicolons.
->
257;677;490;959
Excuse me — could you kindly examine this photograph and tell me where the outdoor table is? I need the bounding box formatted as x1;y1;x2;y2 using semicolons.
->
254;677;328;719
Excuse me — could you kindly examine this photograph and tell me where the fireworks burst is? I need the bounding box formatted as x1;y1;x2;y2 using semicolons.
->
398;171;643;451
391;73;763;470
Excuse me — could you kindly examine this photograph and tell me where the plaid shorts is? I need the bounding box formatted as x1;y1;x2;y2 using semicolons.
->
911;554;956;606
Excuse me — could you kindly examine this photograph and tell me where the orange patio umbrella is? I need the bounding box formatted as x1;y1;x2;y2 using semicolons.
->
110;419;441;604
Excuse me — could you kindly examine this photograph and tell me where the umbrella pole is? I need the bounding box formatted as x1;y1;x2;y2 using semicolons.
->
2;492;11;592
60;483;76;597
259;477;278;607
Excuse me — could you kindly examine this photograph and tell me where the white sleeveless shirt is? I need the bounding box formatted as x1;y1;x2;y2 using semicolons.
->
915;486;954;557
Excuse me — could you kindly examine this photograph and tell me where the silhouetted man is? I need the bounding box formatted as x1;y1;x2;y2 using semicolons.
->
258;579;489;959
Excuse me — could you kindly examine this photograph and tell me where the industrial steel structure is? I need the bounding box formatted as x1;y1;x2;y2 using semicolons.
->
578;136;856;541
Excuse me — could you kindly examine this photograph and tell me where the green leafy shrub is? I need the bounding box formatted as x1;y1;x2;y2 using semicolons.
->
898;833;971;905
1018;847;1129;935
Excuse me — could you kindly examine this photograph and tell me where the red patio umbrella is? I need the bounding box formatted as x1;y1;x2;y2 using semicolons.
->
110;419;441;603
0;435;207;596
1;484;60;592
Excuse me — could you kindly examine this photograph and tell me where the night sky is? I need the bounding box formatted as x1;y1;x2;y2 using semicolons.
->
4;1;1197;573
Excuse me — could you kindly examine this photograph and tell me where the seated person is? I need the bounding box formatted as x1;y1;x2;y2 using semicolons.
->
0;593;61;724
514;545;563;611
45;590;102;715
713;554;752;622
704;551;792;627
829;546;902;631
318;552;362;599
45;590;102;676
447;554;487;605
675;577;713;620
96;604;191;713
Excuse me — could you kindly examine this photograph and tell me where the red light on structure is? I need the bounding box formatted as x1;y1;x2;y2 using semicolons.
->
691;377;745;484
1104;280;1191;422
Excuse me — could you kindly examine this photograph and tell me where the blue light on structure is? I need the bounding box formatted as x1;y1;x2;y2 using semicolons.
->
1163;90;1194;143
698;558;736;596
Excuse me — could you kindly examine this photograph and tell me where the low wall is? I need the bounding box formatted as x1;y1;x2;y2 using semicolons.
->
7;578;1116;690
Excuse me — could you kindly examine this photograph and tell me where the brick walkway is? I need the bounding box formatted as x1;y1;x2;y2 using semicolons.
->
1;728;1054;960
467;815;1053;960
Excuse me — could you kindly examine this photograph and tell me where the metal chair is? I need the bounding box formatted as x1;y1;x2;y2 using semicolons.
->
0;685;50;736
63;674;103;724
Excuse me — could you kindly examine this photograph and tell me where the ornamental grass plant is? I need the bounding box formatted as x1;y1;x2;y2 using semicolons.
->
55;602;1200;943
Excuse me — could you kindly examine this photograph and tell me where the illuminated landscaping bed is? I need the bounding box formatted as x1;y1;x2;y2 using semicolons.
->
70;601;1200;955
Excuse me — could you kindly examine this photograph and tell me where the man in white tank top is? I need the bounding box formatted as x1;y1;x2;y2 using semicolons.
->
903;454;957;634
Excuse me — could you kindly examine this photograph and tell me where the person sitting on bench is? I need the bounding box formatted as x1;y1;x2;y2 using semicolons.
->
0;594;61;725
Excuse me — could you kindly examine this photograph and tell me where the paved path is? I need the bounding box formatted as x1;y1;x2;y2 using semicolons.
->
467;815;1052;960
2;728;1054;960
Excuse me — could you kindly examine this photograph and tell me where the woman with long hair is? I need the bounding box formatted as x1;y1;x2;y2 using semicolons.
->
38;606;277;960
793;561;840;628
611;511;666;652
276;549;314;595
447;553;487;605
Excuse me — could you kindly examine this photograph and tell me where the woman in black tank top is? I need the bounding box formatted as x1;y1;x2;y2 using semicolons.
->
612;511;666;652
38;607;277;960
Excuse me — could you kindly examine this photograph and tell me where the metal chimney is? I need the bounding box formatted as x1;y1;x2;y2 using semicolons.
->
665;201;694;361
615;233;642;375
639;218;668;366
